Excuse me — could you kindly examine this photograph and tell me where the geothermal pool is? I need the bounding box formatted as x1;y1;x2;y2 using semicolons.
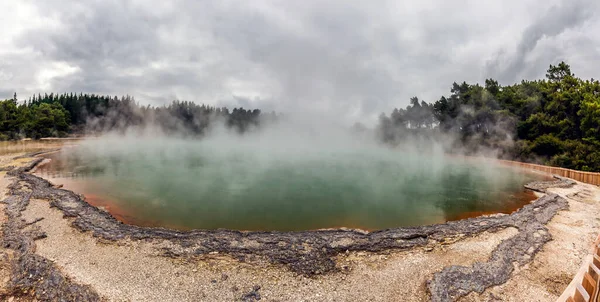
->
35;137;545;231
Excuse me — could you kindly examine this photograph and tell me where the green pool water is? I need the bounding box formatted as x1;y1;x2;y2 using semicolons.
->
36;137;545;231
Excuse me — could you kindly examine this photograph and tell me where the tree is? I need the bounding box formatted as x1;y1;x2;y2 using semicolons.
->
579;81;600;142
546;62;573;82
376;61;600;170
484;79;500;96
27;103;70;138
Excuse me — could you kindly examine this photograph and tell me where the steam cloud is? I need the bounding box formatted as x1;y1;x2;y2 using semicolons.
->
43;115;541;231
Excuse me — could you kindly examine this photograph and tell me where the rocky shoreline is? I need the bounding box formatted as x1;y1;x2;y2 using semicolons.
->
0;154;576;301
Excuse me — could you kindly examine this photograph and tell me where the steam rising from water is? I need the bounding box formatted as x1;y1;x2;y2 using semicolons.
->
41;122;543;231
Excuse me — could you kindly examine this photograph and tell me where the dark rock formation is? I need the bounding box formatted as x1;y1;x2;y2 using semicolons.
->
1;171;101;301
427;193;568;301
525;175;576;193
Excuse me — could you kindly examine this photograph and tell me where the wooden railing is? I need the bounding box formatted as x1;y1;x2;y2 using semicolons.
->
496;160;600;186
558;235;600;302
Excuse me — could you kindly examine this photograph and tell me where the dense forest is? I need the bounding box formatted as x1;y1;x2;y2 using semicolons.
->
0;93;273;139
1;62;599;171
377;62;600;171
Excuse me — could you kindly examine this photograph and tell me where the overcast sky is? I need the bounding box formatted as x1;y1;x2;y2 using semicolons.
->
1;0;599;124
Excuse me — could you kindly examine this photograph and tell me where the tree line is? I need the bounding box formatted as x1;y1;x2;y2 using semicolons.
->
1;61;599;171
0;93;274;139
377;62;600;171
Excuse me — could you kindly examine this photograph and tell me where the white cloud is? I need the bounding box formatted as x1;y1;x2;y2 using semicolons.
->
36;61;80;90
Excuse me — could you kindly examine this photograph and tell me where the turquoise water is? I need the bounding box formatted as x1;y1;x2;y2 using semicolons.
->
36;137;544;231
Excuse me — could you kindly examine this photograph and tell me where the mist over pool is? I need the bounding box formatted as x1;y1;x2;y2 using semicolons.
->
36;125;545;231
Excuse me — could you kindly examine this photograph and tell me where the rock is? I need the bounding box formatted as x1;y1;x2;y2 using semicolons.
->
427;194;569;302
241;285;262;301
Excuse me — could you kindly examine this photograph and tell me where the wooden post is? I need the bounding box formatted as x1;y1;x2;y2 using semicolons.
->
588;263;600;281
582;272;596;297
574;283;590;302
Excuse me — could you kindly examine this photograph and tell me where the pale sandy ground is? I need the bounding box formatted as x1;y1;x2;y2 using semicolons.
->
459;182;600;302
1;149;600;301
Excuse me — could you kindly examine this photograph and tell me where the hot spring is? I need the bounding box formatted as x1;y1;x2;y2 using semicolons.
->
35;133;545;231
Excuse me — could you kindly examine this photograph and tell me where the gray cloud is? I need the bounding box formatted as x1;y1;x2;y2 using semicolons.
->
1;0;599;124
485;0;598;84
